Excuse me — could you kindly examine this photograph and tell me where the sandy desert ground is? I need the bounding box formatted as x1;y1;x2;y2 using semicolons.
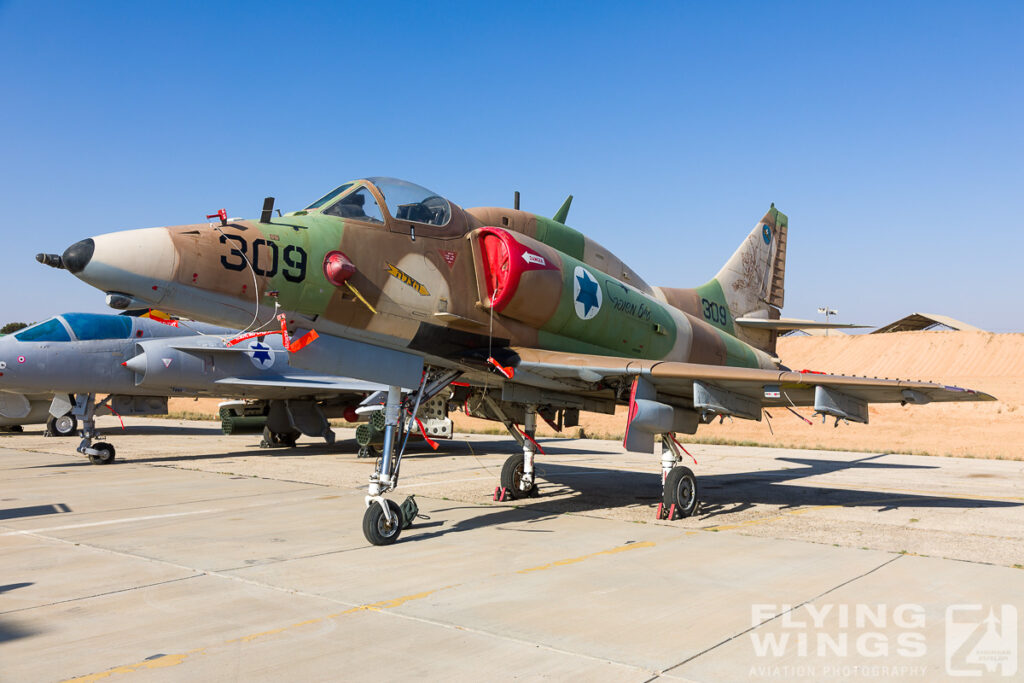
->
169;330;1023;460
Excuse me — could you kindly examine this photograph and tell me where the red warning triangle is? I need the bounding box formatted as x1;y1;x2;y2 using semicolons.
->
439;250;458;269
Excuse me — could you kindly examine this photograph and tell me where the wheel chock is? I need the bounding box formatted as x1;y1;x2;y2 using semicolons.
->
656;503;664;519
493;486;509;502
668;503;677;521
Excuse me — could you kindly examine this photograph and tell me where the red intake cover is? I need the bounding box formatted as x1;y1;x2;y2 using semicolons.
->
477;228;557;311
323;251;356;286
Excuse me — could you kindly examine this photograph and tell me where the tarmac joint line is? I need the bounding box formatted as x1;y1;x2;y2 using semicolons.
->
60;541;662;681
61;585;458;683
658;553;905;676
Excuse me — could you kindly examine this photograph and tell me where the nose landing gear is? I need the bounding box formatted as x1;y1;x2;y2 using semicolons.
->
362;497;404;545
362;369;461;545
73;393;117;465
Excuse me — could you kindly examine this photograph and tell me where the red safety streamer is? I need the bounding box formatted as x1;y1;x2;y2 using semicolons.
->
487;357;515;379
413;417;439;451
147;309;179;327
668;433;697;464
514;423;546;455
225;314;318;354
106;405;126;431
287;329;319;352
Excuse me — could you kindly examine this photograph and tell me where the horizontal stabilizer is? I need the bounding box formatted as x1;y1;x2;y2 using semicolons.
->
734;317;870;331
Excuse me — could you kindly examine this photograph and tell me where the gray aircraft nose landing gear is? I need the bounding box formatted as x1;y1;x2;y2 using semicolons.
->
73;393;116;465
364;385;405;545
362;370;461;545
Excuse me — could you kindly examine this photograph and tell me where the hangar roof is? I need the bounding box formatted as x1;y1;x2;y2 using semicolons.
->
872;313;985;334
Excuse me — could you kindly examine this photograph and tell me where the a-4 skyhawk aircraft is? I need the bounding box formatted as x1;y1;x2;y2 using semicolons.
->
38;176;994;544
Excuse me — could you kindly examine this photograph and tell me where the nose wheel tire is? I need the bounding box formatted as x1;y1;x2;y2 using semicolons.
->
47;414;78;437
500;454;539;499
88;442;116;465
362;499;404;545
663;466;698;518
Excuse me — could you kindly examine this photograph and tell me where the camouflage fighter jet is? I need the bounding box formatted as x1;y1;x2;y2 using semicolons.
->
38;177;995;543
0;311;450;464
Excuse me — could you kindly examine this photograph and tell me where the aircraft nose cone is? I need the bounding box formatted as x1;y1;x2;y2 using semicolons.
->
61;228;178;306
62;238;95;274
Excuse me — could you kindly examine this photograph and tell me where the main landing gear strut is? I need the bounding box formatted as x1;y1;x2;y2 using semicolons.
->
497;403;540;500
73;393;117;465
362;369;460;545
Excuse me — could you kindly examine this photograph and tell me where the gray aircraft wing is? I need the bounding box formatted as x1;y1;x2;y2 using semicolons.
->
489;346;995;452
214;375;388;392
503;347;996;406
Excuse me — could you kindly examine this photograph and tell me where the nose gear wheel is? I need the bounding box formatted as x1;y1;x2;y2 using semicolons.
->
88;442;116;465
362;498;403;545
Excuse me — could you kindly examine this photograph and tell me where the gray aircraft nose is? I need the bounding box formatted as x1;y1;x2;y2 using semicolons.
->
62;238;95;274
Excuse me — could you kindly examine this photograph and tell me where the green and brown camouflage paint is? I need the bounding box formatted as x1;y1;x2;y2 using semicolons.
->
154;179;782;371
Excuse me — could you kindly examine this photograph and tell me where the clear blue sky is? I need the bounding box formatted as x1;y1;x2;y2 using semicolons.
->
1;1;1021;331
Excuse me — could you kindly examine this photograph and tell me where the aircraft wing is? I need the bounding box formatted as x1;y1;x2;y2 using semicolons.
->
733;317;870;331
502;347;995;413
214;375;388;393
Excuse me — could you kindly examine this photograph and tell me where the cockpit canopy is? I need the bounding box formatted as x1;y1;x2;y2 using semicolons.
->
14;313;133;342
306;177;452;227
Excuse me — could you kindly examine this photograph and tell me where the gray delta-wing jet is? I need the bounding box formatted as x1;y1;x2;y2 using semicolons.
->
0;312;453;464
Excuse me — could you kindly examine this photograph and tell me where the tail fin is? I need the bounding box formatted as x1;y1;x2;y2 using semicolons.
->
698;205;788;354
715;204;787;314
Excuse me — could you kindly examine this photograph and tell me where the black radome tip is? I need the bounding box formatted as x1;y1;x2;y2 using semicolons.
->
61;238;95;274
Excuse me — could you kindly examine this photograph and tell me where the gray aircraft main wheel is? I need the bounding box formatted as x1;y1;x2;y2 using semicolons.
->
48;414;78;437
663;466;698;518
88;442;116;465
262;426;299;448
362;499;403;546
500;454;539;499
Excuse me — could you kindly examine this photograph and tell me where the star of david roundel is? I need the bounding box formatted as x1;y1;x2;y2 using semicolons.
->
573;266;602;320
246;341;274;369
